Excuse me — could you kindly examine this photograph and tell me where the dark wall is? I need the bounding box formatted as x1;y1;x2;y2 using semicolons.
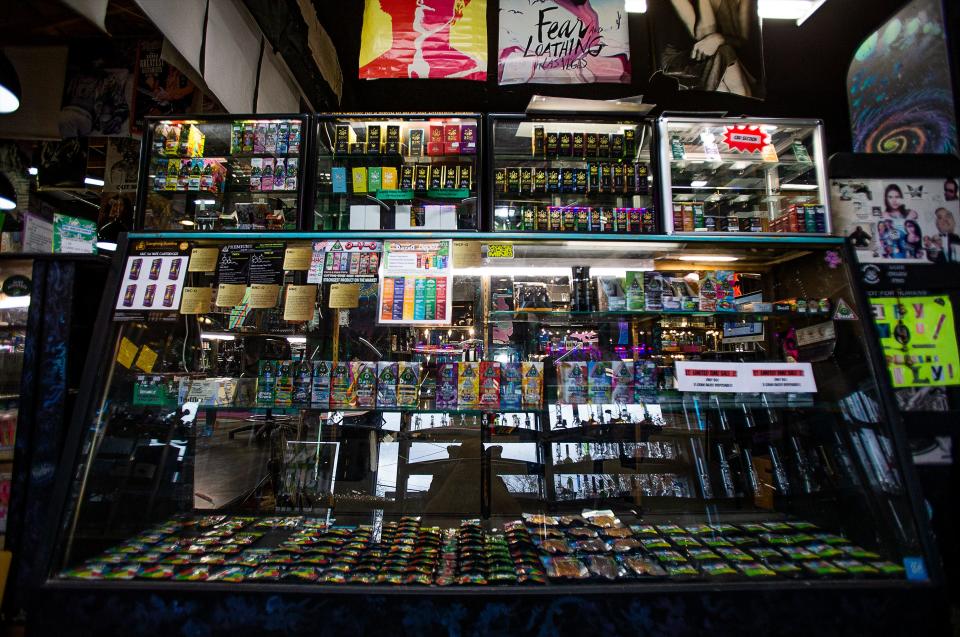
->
313;0;912;155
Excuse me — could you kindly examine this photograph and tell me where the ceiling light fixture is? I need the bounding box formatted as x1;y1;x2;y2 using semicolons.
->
84;176;105;187
676;255;740;262
0;174;16;210
0;52;21;114
624;0;647;12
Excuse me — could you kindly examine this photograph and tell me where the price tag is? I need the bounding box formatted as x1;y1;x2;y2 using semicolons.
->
187;248;218;272
453;240;481;268
487;243;514;259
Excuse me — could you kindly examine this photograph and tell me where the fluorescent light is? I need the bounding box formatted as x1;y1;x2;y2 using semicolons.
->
690;180;708;188
624;0;647;12
676;255;740;262
27;167;38;176
84;176;105;187
758;0;815;20
455;266;572;277
201;333;236;341
286;336;307;344
195;199;216;205
0;296;30;309
96;241;117;251
781;184;819;190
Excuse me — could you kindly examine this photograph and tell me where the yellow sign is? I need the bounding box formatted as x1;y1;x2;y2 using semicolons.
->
116;337;138;369
487;243;514;259
283;246;313;271
248;284;281;309
134;345;158;373
329;283;360;309
284;284;318;321
187;247;219;272
180;286;213;314
215;283;246;307
453;240;482;268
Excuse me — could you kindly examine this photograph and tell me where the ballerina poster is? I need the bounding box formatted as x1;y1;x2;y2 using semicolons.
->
359;0;488;81
497;0;631;85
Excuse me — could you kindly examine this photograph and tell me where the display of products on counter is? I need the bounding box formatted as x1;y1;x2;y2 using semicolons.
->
530;127;640;160
494;163;650;196
330;163;473;194
333;121;477;157
495;205;656;234
60;512;906;586
152;158;228;194
230;120;302;155
671;202;827;233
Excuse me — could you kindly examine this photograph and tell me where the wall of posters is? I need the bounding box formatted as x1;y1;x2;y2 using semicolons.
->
377;239;452;325
647;0;764;98
359;0;487;81
831;177;960;264
497;0;630;85
869;295;960;389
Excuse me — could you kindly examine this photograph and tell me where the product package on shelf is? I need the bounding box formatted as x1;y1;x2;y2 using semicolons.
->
330;361;356;408
559;362;588;404
587;361;612;404
479;362;501;409
397;362;420;407
437;363;458;408
458;362;480;408
500;362;523;409
377;362;398;408
354;361;377;408
311;361;332;407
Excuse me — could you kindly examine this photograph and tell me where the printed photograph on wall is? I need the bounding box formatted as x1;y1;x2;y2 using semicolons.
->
359;0;488;80
831;177;960;264
847;0;958;155
497;0;631;85
648;0;764;98
58;42;135;138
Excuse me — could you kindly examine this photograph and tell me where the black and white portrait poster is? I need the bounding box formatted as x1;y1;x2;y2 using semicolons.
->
648;0;764;98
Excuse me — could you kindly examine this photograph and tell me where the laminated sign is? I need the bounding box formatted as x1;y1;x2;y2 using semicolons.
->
675;362;817;393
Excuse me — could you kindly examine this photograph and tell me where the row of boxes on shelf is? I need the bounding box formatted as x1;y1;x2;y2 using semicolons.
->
250;158;299;192
555;361;658;405
496;206;657;234
772;204;829;234
335;123;477;156
332;164;473;194
532;128;639;159
230;120;303;155
153;159;227;193
154;122;206;157
495;164;650;196
256;360;546;409
671;203;827;233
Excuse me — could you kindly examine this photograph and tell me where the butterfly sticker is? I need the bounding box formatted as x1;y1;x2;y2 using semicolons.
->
907;185;924;198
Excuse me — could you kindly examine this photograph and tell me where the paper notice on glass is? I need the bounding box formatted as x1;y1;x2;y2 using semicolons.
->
216;283;246;307
453;240;481;268
188;248;219;272
180;286;213;314
23;213;53;253
134;345;158;373
761;144;779;162
116;336;138;369
283;246;312;271
284;284;317;321
248;283;280;308
328;283;360;309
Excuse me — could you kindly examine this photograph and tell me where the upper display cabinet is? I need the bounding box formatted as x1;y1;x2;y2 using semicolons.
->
137;115;310;232
489;115;657;235
312;114;481;232
657;117;830;235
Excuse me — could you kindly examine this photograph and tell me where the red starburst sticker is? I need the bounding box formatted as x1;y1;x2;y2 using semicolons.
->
723;126;770;153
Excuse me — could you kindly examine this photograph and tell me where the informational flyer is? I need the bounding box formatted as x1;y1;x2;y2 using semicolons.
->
870;295;960;388
675;361;817;393
377;239;452;326
114;240;189;319
307;239;382;284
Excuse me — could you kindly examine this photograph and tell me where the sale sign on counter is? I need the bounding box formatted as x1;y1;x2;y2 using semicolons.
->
675;361;817;393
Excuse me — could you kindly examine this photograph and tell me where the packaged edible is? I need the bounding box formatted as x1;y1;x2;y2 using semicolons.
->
585;555;622;580
541;556;589;579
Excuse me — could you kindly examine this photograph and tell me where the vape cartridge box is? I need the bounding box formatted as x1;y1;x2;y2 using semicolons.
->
457;165;472;190
479;362;501;409
444;124;461;154
549;206;562;231
460;124;477;154
611;133;625;157
292;360;312;405
598;163;612;191
382;166;398;190
534;167;547;193
628;208;642;234
332;166;347;193
559;362;588;404
443;164;458;189
635;163;649;194
354;361;377;408
574;169;588;194
256;361;277;405
624;128;637;156
588;164;599;192
366;125;382;154
625;271;645;310
546;168;561;192
588;361;613;405
536;207;550;231
285;157;298;191
585;133;599;157
457;362;480;407
311;360;332;407
560;168;575;193
384;125;401;154
615;207;629;232
519;167;534;193
368;166;383;192
494;168;507;193
408;128;424;157
335;125;352;154
598;134;610;157
429;164;444;190
572;132;585;157
351;166;368;193
274;361;293;407
397;362;420;407
612;163;625;192
532;126;545;157
500;362;522;409
400;165;415;190
507;167;521;193
611;360;634;403
349;142;365;155
376;362;398;408
249;158;263;191
521;362;544;408
427;125;445;156
260;158;275;191
330;361;356;408
414;164;429;191
558;132;573;157
545;131;559;157
436;363;458;408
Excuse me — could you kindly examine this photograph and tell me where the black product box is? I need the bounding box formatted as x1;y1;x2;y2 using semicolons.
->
546;168;561;193
335;125;351;154
457;165;472;190
349;142;365;155
602;208;616;233
563;208;576;231
549;207;562;231
635;163;649;194
612;163;625;191
590;207;602;231
520;167;534;193
585;133;599;157
533;127;545;157
545;132;559;157
536;207;550;231
507;167;521;193
408;129;424;157
385;125;401;154
610;134;624;158
624;128;637;156
367;125;382;154
598;164;612;192
642;208;657;233
430;164;445;190
522;206;535;230
534;167;547;193
628;208;642;233
576;208;590;232
400;165;415;190
443;165;457;189
588;164;599;192
494;168;507;193
560;169;575;193
414;164;429;191
598;134;610;157
615;208;629;233
558;132;573;157
574;169;588;194
572;132;585;157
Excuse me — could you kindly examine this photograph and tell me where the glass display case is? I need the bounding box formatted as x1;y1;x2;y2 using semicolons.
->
489;115;657;235
136;114;310;231
657;116;830;235
47;231;934;590
313;114;481;231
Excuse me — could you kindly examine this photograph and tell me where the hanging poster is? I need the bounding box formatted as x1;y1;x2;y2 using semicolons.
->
497;0;630;85
647;0;764;98
830;177;960;264
59;41;135;137
132;39;199;136
359;0;487;81
377;239;452;325
869;295;960;388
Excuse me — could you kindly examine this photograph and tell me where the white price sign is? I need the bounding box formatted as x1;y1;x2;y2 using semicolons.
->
675;361;817;393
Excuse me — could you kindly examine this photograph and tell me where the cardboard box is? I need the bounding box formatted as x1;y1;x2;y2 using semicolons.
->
427;125;445;156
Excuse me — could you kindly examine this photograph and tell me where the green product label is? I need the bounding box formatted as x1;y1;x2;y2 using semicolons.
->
671;137;686;161
425;278;437;320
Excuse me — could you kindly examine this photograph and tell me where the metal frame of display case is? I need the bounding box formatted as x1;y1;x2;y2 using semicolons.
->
655;116;831;236
38;230;941;598
311;113;484;232
134;113;313;232
486;113;659;235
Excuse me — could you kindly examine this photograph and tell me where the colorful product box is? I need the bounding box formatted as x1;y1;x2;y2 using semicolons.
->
521;362;544;408
611;361;634;404
288;121;301;153
397;362;420;407
382;167;398;190
559;362;588;404
274;361;294;407
376;362;398;408
457;362;480;407
444;124;461;154
699;272;719;311
634;360;658;398
273;159;286;190
352;167;368;193
276;121;290;154
332;166;347;193
256;361;277;406
436;363;458;408
311;361;332;407
479;362;501;409
715;271;736;311
588;361;612;404
427;125;445;156
330;362;356;408
368;166;383;192
500;362;522;410
285;158;298;191
625;271;645;311
644;272;668;311
292;360;312;405
354;361;377;408
334;124;352;154
249;158;263;191
260;158;275;191
254;123;267;153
